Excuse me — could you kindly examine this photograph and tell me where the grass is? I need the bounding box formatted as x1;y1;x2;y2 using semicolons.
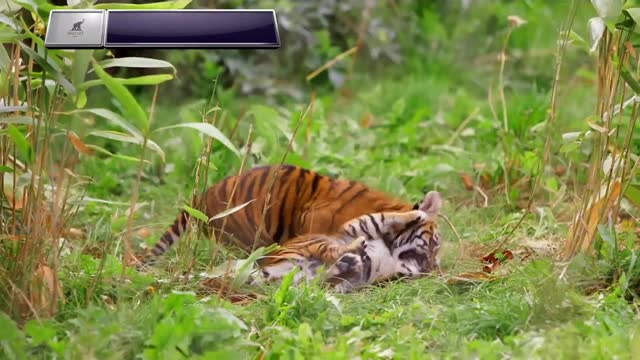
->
3;0;640;359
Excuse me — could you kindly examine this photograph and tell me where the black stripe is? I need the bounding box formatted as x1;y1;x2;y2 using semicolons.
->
310;172;322;196
255;166;271;192
336;181;357;198
161;231;176;245
345;224;357;238
399;226;419;248
362;254;372;281
151;244;164;256
367;214;382;236
330;188;368;226
358;218;373;239
289;168;306;238
271;166;297;242
170;217;183;237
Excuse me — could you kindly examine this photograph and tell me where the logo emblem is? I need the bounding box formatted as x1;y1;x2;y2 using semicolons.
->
68;19;85;37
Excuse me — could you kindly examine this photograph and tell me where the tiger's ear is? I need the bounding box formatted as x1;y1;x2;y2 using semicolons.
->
418;191;442;217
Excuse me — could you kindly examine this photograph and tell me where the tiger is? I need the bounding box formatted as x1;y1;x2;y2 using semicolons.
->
139;164;438;269
259;191;442;292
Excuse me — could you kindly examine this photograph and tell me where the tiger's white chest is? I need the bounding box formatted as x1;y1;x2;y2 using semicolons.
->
362;239;397;282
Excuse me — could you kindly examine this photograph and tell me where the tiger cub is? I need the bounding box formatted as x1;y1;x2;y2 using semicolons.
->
259;191;443;292
140;165;419;267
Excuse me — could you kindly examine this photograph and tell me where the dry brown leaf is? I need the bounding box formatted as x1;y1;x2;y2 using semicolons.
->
460;173;475;191
65;227;85;240
360;112;373;129
136;227;152;239
555;165;567;177
67;131;94;155
481;249;514;273
587;121;608;133
2;187;26;210
474;163;486;171
582;181;622;252
626;41;637;59
28;264;64;318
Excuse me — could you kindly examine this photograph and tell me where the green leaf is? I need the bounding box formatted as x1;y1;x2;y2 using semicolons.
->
621;67;640;94
183;204;208;222
67;108;143;139
92;61;148;132
6;125;33;164
231;244;278;289
153;122;239;157
624;183;640;208
14;0;62;21
592;0;624;21
623;7;640;24
0;29;27;43
0;312;26;360
78;74;174;91
0;35;10;70
88;130;165;162
209;200;255;222
97;57;176;74
18;42;75;95
24;321;56;346
0;165;13;172
71;50;94;87
86;144;152;164
76;90;87;109
94;0;192;9
0;13;20;31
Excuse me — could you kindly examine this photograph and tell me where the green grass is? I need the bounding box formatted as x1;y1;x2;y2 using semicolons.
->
4;72;634;359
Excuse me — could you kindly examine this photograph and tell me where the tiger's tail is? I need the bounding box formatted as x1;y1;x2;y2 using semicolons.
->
138;209;190;267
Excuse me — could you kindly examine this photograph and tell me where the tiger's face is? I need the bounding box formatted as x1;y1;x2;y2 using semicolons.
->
393;221;441;278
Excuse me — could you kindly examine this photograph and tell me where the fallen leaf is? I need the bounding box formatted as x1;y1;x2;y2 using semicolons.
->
481;249;514;273
26;264;64;318
136;227;152;239
474;163;486;171
67;131;94;155
3;188;26;210
360;112;373;128
65;227;85;240
460;173;475;191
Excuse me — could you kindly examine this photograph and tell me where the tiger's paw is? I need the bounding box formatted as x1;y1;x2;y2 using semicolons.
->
330;253;363;279
346;236;367;253
407;209;428;222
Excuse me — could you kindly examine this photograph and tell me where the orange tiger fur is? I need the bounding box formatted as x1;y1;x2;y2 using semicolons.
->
144;164;416;264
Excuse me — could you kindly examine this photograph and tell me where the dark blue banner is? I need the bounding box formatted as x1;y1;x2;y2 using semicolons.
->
105;10;280;48
45;9;280;49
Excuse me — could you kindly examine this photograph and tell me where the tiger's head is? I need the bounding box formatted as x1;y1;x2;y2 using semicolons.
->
390;191;443;279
